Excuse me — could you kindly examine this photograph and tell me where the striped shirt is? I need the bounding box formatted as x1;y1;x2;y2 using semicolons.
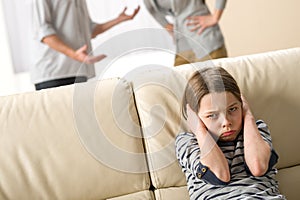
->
175;120;286;200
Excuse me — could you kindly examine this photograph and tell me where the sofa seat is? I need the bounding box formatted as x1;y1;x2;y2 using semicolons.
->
0;48;299;199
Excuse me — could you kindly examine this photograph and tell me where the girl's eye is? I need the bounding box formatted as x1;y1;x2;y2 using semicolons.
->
229;107;238;112
207;113;218;119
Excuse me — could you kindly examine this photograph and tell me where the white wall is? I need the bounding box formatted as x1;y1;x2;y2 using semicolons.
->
86;0;175;80
0;0;14;94
0;1;33;96
0;0;34;96
1;0;300;96
0;0;173;96
208;0;300;57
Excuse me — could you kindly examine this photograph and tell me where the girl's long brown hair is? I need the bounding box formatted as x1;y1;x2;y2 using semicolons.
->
182;67;242;119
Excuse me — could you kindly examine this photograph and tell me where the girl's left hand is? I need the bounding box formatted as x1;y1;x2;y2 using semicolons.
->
241;95;253;117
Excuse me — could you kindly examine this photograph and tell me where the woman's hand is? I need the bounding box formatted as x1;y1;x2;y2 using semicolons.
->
164;23;174;39
186;9;224;35
186;14;218;35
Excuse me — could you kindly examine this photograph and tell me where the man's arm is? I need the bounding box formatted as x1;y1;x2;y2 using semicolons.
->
33;0;106;64
42;35;106;64
91;6;140;38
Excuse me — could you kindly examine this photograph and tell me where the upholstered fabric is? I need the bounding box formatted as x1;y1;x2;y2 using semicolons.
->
154;187;190;200
0;78;150;200
108;190;155;200
0;48;299;200
131;48;300;199
130;66;188;190
175;47;300;199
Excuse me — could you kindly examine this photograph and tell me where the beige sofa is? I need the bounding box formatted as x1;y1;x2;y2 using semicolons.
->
0;48;299;200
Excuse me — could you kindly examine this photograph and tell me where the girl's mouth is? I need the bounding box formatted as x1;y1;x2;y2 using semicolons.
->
221;130;236;137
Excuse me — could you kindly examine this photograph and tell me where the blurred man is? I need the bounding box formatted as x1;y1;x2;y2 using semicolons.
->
32;0;140;90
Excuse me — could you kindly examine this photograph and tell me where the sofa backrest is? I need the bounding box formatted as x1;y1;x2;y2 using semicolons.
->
0;48;299;200
0;78;153;200
219;48;300;200
126;66;190;200
133;47;300;200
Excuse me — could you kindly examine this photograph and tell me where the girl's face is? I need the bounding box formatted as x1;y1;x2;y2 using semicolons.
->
198;91;243;142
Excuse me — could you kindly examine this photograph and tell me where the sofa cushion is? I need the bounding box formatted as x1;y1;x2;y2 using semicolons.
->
176;47;300;169
175;47;300;199
276;165;300;200
129;66;189;192
132;48;300;199
108;190;155;200
154;187;190;200
214;48;300;170
0;78;150;200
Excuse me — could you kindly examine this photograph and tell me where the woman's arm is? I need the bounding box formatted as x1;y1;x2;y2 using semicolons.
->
186;0;226;35
186;8;224;35
143;0;170;27
186;104;230;182
242;96;271;176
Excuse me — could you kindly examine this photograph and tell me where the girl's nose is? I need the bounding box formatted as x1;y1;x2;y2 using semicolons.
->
222;114;232;128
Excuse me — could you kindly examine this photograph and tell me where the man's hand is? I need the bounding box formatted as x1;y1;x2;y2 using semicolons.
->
74;44;106;64
91;6;140;38
117;6;140;22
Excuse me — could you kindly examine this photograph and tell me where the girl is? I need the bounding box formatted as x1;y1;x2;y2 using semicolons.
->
175;67;285;199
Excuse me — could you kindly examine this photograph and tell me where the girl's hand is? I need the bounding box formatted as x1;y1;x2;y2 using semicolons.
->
241;95;253;118
186;104;207;136
242;94;271;176
186;106;230;181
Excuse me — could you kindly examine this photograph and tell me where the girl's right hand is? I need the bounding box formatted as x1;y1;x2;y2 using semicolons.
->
186;104;207;136
186;104;225;165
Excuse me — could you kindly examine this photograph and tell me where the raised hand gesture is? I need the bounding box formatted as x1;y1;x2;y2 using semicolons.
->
117;6;140;22
74;44;106;64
